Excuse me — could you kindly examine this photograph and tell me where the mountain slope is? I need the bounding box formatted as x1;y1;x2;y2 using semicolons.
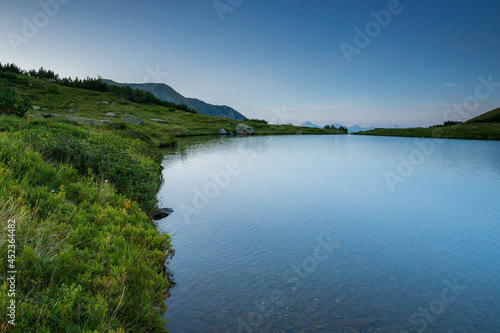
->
467;107;500;123
301;121;322;128
103;79;246;120
348;125;375;133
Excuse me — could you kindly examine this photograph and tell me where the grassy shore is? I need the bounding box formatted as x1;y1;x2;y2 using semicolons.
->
0;72;342;332
355;121;500;140
0;114;175;332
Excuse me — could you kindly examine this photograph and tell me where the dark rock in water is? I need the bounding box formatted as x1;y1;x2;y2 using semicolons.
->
153;208;174;220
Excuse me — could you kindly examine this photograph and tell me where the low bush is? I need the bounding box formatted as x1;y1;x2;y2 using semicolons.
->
0;79;31;118
0;116;173;332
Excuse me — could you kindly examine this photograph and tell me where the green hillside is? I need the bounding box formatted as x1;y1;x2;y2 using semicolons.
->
2;71;340;148
356;107;500;140
466;107;500;123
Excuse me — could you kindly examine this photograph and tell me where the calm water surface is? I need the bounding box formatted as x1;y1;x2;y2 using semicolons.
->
158;135;500;333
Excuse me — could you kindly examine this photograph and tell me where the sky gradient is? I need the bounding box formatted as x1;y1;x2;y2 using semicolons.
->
2;0;500;127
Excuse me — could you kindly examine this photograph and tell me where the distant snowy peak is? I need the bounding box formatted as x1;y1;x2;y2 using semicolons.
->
347;125;375;133
301;121;402;133
301;121;322;128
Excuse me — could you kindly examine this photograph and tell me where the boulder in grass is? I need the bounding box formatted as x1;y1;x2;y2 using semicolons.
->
105;112;118;117
219;128;228;135
235;123;255;135
41;113;62;118
150;118;168;123
124;117;144;125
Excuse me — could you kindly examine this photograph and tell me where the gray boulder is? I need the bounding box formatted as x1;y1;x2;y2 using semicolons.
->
65;116;99;125
124;117;144;125
219;128;228;135
235;123;255;135
41;113;62;118
64;116;112;125
69;109;76;113
149;118;168;123
105;112;118;117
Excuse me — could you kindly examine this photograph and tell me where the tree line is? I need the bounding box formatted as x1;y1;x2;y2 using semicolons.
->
324;124;348;133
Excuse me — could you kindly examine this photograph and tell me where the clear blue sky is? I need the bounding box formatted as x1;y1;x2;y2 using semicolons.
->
1;0;500;127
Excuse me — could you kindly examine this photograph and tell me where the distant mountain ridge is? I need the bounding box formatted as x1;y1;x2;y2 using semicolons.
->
347;125;376;133
301;121;404;133
300;121;322;128
103;79;246;121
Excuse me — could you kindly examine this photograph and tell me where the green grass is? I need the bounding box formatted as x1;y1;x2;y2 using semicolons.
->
0;117;174;331
5;73;342;147
356;120;500;140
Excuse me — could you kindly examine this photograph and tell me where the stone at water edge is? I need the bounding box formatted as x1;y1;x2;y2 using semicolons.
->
235;123;255;135
219;128;228;135
124;117;144;125
153;208;174;220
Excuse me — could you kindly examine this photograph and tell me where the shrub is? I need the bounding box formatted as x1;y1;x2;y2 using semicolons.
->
0;79;31;118
246;118;268;124
0;121;173;332
0;71;16;80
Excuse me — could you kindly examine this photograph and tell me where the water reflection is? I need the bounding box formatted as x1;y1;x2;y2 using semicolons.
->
159;135;500;332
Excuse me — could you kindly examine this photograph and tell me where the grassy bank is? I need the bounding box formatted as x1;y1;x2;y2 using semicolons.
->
356;116;500;140
0;116;174;332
